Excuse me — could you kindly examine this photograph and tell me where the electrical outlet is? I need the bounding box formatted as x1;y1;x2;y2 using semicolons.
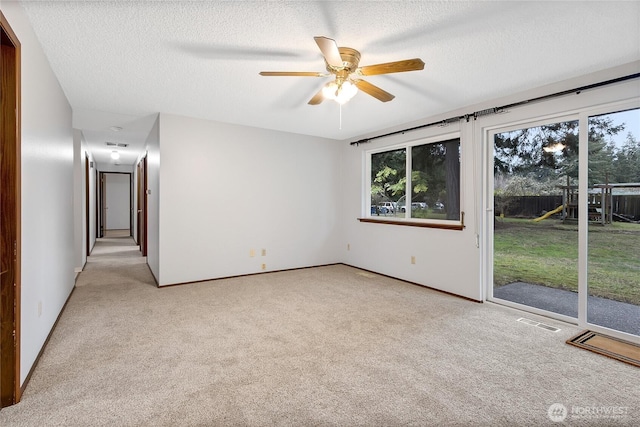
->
347;243;350;251
261;263;266;270
411;256;416;265
250;249;255;257
261;249;266;256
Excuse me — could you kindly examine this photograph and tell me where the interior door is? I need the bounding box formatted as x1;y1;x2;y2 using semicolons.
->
85;153;90;255
140;156;147;256
99;172;105;237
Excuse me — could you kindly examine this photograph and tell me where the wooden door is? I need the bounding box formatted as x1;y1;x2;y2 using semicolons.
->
99;172;105;237
138;155;147;256
0;12;21;407
136;159;144;250
85;154;90;255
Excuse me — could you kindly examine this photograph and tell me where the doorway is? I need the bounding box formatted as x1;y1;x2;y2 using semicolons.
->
85;154;90;256
489;117;580;322
99;172;132;238
0;11;21;407
486;105;640;341
136;156;148;256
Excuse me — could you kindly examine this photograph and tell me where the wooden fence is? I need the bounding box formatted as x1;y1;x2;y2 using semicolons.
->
495;195;640;220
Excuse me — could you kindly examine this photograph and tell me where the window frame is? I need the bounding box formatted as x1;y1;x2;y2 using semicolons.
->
362;131;464;230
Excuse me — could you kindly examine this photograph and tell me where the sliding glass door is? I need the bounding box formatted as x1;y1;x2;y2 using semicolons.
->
490;118;580;320
586;108;640;336
488;105;639;339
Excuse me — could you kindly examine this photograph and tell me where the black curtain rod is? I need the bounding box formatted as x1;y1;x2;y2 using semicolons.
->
349;72;640;146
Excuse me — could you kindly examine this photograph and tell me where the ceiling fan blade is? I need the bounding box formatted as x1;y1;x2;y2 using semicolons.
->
314;36;343;68
354;80;395;102
308;88;325;105
358;58;425;76
259;71;326;77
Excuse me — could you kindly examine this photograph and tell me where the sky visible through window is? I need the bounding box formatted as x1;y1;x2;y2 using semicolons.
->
604;108;639;147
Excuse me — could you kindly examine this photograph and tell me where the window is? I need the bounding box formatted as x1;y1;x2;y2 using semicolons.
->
367;137;461;225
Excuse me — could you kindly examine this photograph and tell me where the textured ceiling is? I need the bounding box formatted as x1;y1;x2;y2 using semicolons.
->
19;0;640;165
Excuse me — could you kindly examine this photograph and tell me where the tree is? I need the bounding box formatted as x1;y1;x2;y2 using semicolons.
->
371;148;405;204
444;139;460;220
494;117;627;192
611;132;640;183
587;116;624;185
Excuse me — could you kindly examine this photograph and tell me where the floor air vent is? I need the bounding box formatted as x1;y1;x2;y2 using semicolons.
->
356;271;377;278
516;317;561;332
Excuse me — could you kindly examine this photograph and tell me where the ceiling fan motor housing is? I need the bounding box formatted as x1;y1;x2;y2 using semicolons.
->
325;47;361;74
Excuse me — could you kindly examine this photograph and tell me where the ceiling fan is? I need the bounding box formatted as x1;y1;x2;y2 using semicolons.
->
259;36;425;105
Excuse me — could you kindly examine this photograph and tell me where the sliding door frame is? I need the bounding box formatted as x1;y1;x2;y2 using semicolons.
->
484;113;580;327
482;88;640;344
577;99;640;342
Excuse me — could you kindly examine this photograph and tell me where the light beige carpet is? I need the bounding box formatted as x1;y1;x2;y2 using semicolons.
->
1;237;638;426
103;229;131;238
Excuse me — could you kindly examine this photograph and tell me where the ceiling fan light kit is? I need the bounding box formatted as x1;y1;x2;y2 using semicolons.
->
322;79;358;104
259;36;425;106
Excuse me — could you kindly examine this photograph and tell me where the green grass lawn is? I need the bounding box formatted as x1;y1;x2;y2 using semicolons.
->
494;218;640;305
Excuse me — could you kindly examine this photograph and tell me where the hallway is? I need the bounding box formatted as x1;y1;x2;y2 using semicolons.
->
80;236;153;288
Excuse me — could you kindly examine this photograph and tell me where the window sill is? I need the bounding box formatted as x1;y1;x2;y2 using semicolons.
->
358;217;464;231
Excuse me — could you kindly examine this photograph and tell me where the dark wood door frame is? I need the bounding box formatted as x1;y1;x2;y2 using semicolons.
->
136;160;142;247
135;156;148;255
140;155;148;256
0;11;22;407
99;172;132;236
95;168;99;240
85;154;90;256
99;172;105;237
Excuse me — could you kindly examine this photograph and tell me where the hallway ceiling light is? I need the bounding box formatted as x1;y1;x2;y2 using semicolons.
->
110;150;120;160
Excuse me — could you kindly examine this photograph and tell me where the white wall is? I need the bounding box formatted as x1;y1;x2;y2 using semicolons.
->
340;122;482;301
88;150;97;253
157;114;342;286
146;116;160;282
132;160;138;244
340;61;640;302
73;130;83;272
72;130;96;271
97;163;134;173
104;173;130;230
1;2;75;385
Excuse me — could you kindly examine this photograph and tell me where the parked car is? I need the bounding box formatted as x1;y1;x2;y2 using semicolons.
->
434;202;445;211
398;201;427;212
372;205;390;215
379;202;395;214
